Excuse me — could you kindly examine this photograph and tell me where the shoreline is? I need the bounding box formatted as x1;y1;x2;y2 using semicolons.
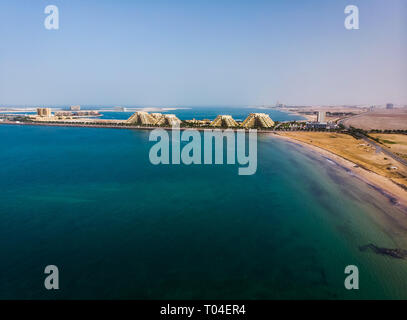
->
271;133;407;214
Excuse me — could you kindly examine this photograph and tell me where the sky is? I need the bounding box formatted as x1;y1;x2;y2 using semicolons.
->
0;0;406;107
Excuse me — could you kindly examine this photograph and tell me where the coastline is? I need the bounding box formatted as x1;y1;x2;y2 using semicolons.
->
0;120;276;132
272;133;407;214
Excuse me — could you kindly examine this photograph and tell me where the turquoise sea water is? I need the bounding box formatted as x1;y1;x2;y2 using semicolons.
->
1;119;407;299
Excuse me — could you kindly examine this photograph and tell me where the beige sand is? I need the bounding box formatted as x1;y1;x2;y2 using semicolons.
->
370;133;407;160
274;132;407;211
343;109;407;130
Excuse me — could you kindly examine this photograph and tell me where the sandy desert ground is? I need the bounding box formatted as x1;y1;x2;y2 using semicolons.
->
343;109;407;130
370;133;407;160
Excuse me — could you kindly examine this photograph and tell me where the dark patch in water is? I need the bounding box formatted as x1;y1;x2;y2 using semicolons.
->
307;180;326;198
322;156;352;173
359;244;407;259
366;184;399;205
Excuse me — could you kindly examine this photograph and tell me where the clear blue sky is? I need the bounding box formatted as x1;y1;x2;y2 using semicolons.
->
0;0;406;107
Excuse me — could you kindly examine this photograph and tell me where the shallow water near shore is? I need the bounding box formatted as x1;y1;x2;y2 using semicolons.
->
1;125;407;299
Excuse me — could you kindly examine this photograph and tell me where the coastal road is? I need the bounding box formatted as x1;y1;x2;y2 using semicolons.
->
337;110;370;128
339;111;407;167
361;135;407;167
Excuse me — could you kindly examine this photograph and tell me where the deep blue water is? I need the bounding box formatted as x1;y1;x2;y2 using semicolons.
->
1;109;407;299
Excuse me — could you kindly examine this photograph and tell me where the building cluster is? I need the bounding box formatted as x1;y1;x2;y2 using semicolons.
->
124;111;275;129
54;111;101;117
27;107;343;131
34;107;102;121
306;111;327;129
33;108;55;121
23;108;330;130
305;111;338;130
126;111;182;126
209;113;275;128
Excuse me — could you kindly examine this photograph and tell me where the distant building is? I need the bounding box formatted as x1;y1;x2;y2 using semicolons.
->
70;105;81;111
386;103;394;110
37;108;52;117
317;111;326;123
210;115;239;127
114;106;127;112
242;113;274;128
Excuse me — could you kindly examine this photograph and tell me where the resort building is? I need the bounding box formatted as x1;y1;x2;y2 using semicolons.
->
70;105;81;111
242;113;274;128
36;108;52;117
154;114;182;127
126;111;157;125
210;115;239;127
126;112;181;126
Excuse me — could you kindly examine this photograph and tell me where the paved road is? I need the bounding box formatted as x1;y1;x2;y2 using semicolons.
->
339;111;407;167
337;110;370;128
361;135;407;167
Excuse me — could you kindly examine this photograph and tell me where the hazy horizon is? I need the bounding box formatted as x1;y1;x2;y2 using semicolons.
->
1;0;406;106
1;103;406;109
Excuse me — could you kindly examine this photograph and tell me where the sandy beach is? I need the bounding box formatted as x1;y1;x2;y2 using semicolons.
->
272;133;407;213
